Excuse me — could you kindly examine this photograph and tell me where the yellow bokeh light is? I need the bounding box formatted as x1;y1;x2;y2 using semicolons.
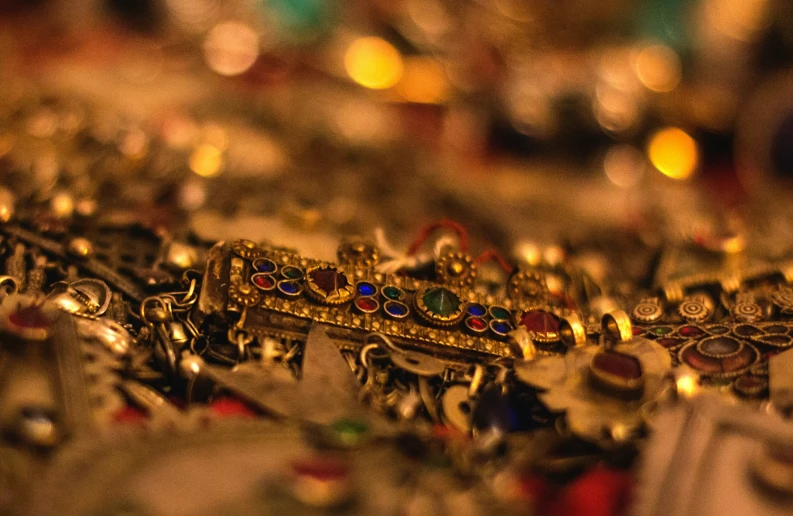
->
648;127;698;180
344;37;404;90
396;57;449;104
189;143;224;177
634;44;681;93
676;374;699;398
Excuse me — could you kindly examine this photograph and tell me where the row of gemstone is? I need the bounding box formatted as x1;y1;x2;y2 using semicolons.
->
250;257;306;297
247;256;517;339
353;281;516;338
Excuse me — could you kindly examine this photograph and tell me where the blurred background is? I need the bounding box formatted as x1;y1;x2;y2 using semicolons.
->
1;0;792;263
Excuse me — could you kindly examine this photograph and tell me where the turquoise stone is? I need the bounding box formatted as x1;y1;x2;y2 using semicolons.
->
422;288;460;317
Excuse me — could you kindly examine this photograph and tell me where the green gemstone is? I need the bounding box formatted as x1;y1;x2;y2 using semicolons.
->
383;285;404;300
282;266;303;279
422;287;460;317
330;419;369;447
653;327;672;335
490;306;511;320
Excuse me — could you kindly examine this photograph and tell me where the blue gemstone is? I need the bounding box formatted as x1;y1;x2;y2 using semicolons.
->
491;321;512;335
357;282;377;297
279;281;299;294
254;259;276;273
467;303;487;317
385;301;408;317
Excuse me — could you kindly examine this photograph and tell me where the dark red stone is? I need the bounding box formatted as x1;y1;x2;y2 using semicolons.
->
735;325;762;337
468;317;487;331
8;305;52;329
679;326;704;337
759;335;792;347
519;310;560;337
657;337;686;349
310;268;349;295
356;297;378;312
291;458;350;481
253;275;275;289
764;325;788;334
591;351;642;380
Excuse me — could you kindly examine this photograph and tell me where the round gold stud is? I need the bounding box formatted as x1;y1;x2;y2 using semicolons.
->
66;237;94;259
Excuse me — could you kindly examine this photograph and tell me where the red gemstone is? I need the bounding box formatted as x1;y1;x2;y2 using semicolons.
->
468;317;487;331
591;350;643;380
356;297;378;312
292;458;350;481
657;337;686;348
519;310;560;336
680;326;704;337
8;305;53;329
310;268;349;295
254;275;274;289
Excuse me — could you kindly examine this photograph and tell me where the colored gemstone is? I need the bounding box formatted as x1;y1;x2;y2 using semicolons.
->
8;306;52;329
382;285;405;301
282;266;304;279
519;310;560;336
657;337;686;349
591;350;643;380
489;306;512;320
356;282;377;297
764;324;788;334
291;458;350;481
330;418;369;447
679;326;705;337
632;327;644;336
700;336;740;356
490;320;513;336
355;297;378;312
651;327;673;335
278;280;301;295
708;325;729;335
252;258;276;273
422;288;460;316
252;274;275;290
466;317;488;332
309;267;348;294
384;301;409;318
735;325;762;337
758;335;792;347
466;303;487;317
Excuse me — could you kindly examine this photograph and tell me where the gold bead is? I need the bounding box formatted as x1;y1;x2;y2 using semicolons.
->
66;237;94;259
447;261;465;276
0;187;15;223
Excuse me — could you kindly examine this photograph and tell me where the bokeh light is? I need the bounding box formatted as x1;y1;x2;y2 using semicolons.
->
203;22;260;76
344;37;404;90
604;145;645;188
189;143;224;177
647;127;699;180
396;57;450;104
634;44;682;92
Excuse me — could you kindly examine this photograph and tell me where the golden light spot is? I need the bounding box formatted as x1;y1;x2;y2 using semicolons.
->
676;374;699;398
51;192;75;218
648;127;699;180
634;44;682;92
344;37;403;90
189;143;224;177
203;22;259;76
395;57;449;103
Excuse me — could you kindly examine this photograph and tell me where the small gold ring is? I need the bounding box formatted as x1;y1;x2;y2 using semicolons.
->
602;309;633;342
559;313;587;347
